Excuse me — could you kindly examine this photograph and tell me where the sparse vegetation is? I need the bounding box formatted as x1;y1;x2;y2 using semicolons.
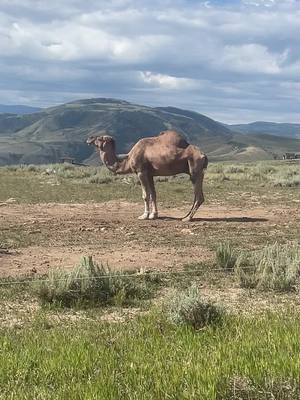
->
0;160;299;208
34;256;157;307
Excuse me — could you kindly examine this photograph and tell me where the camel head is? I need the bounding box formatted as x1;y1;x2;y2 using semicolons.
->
86;135;116;152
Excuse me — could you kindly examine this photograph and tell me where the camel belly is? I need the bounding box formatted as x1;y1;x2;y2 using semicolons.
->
150;159;189;176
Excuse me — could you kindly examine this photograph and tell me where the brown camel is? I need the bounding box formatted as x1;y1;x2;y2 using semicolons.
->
86;130;208;221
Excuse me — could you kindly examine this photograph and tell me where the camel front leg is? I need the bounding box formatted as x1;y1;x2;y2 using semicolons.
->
148;175;158;220
137;172;151;220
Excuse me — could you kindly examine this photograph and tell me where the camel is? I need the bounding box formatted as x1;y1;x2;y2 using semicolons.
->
86;130;208;221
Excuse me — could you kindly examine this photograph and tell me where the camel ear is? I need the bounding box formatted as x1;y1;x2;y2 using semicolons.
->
86;136;96;145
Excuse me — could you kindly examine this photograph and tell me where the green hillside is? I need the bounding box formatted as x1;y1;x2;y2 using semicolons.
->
230;121;300;139
0;98;299;165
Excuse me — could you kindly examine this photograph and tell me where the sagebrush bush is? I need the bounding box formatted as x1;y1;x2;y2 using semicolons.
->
167;285;225;329
271;173;300;187
224;165;246;174
235;242;300;291
34;256;155;307
216;242;237;270
210;164;224;174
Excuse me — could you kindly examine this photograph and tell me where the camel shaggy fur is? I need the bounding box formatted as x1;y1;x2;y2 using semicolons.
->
87;130;208;221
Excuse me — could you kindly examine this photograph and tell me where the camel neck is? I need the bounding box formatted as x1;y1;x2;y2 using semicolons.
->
99;150;130;174
100;150;118;171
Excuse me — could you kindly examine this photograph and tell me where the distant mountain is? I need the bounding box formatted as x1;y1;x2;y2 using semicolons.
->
0;98;299;165
230;121;300;139
0;104;42;115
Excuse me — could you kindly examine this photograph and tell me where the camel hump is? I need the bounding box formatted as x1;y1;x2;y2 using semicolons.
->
158;130;189;149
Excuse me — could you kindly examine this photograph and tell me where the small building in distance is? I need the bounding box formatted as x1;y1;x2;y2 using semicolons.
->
282;152;300;160
60;157;76;164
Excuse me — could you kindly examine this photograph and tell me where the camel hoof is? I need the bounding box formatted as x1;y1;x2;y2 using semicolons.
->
149;212;158;220
182;216;192;222
138;213;149;220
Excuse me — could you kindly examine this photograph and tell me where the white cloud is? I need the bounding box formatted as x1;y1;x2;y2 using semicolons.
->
140;71;199;90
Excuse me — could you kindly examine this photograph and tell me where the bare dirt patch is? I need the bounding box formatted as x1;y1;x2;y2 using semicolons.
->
0;201;299;277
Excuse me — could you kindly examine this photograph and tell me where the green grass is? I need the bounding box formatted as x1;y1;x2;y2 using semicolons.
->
1;311;300;399
0;161;299;206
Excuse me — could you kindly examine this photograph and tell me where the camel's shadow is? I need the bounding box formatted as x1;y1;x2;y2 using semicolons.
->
158;216;268;223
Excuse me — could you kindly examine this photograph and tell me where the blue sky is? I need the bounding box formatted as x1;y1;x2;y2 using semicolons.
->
0;0;300;123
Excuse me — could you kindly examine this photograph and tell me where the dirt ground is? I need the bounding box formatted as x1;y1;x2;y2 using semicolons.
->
1;200;299;277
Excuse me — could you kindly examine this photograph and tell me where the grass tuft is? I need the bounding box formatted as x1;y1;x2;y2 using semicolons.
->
235;242;300;291
216;242;237;270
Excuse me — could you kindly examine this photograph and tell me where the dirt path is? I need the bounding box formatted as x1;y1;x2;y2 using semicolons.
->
0;201;299;277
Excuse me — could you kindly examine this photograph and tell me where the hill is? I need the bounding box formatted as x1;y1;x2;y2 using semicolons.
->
0;98;299;165
230;121;300;139
0;104;42;114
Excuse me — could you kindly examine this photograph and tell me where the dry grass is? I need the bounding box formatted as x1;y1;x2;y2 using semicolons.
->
235;242;300;291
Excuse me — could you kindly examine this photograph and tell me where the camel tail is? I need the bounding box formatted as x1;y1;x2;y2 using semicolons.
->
203;154;208;169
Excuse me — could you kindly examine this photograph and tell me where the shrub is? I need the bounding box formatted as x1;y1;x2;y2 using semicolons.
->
235;242;300;291
210;164;224;174
216;242;237;270
272;175;300;187
167;285;224;329
55;165;98;180
86;176;113;184
224;165;246;174
34;256;155;307
26;164;38;172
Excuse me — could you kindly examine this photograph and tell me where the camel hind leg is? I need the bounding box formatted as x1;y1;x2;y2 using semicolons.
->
182;157;205;221
191;172;205;219
148;175;158;220
137;172;151;220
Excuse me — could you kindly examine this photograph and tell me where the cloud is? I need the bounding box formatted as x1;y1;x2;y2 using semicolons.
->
0;0;300;123
139;71;200;90
215;44;288;74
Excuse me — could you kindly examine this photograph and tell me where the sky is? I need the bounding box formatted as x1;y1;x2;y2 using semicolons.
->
1;0;300;123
